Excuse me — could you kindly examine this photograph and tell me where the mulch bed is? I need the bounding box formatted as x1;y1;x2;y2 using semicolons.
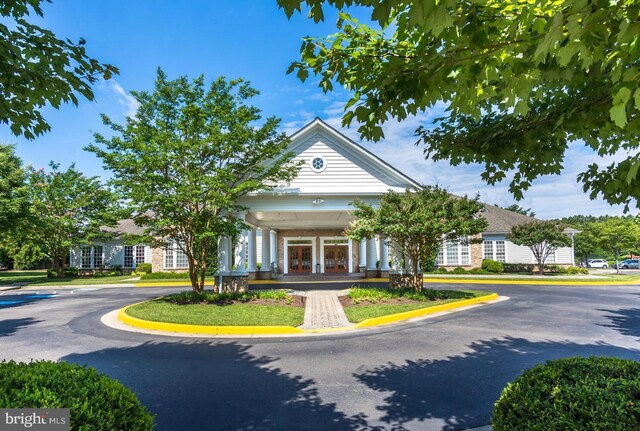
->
339;296;435;308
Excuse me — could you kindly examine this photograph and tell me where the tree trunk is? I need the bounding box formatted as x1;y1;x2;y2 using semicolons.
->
188;256;202;293
412;256;422;291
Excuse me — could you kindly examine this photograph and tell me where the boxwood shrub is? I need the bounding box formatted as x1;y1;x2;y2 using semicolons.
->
136;262;152;274
492;356;640;431
481;259;504;273
0;360;153;430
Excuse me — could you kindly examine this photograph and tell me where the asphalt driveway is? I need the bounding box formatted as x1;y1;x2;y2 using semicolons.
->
1;283;639;430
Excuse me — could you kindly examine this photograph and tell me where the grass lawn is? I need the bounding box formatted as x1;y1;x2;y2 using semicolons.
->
125;291;305;326
343;288;493;323
0;270;137;286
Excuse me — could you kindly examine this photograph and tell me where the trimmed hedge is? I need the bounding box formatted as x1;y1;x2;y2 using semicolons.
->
140;271;190;280
136;263;152;274
492;356;640;431
482;259;504;273
0;360;153;430
502;263;535;273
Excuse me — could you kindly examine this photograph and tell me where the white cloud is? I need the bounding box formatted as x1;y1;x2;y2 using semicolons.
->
286;104;633;219
110;81;140;117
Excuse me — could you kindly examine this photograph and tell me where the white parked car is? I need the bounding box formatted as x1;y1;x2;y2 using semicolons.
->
586;259;608;268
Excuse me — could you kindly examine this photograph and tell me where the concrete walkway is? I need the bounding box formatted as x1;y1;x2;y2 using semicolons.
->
300;290;351;330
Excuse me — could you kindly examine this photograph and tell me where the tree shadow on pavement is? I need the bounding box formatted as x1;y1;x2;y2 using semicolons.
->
62;341;378;431
354;336;640;431
597;308;640;338
0;317;42;337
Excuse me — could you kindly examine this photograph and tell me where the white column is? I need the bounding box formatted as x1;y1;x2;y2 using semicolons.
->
218;236;231;274
359;240;366;269
247;228;257;272
270;230;277;271
379;238;390;271
366;237;377;270
261;227;271;272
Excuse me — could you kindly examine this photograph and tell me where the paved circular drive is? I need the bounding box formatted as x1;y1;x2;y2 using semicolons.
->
1;283;639;430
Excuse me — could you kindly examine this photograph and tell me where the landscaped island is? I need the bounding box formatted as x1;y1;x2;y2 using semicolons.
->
341;287;493;323
125;290;306;327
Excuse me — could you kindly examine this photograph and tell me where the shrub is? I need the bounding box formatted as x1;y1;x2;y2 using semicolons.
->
63;267;79;277
482;259;504;273
492;356;640;431
0;360;153;430
468;267;490;275
159;290;290;304
435;267;449;273
452;267;467;274
567;266;589;274
136;263;152;274
502;263;535;273
140;271;191;280
542;264;568;274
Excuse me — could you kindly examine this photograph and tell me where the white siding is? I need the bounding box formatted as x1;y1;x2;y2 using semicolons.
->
144;245;152;264
505;241;534;264
282;133;407;194
69;248;81;268
555;247;573;264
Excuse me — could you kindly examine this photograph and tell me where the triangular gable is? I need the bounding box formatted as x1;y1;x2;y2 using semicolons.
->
277;118;420;195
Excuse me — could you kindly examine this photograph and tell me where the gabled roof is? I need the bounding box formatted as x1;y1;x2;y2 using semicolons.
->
287;117;421;190
480;204;539;234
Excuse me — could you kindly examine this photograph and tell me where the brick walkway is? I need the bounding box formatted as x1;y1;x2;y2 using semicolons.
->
300;290;351;329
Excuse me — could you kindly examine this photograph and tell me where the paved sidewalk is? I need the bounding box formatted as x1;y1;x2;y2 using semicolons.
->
300;290;351;329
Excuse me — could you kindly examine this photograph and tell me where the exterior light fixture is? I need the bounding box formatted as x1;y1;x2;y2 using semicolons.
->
312;198;324;205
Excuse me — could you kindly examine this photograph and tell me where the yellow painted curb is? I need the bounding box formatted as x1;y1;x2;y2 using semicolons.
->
117;304;305;335
116;293;501;336
354;293;500;328
422;278;640;286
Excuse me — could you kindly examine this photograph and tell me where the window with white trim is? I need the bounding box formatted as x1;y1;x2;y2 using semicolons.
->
81;246;92;268
483;240;506;263
124;245;146;268
164;242;188;269
436;241;471;266
94;245;103;268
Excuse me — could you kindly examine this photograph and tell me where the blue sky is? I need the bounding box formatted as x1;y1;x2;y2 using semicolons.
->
0;0;632;218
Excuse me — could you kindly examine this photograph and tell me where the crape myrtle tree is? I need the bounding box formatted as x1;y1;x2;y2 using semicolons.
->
25;162;119;277
87;69;300;293
592;218;640;273
347;186;487;291
0;144;29;235
1;0;118;139
279;0;640;210
508;221;572;275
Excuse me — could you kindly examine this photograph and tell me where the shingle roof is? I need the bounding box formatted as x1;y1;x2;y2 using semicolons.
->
480;204;539;234
101;219;146;237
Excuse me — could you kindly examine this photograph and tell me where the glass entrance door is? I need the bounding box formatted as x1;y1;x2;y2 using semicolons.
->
324;245;349;273
288;246;312;273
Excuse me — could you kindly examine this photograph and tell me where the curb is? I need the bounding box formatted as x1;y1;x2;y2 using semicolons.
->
422;277;640;286
114;293;501;337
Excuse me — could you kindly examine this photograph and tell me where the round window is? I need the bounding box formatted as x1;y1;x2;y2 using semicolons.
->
310;156;326;172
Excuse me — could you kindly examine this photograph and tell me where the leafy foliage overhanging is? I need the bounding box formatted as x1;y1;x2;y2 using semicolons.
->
279;0;640;210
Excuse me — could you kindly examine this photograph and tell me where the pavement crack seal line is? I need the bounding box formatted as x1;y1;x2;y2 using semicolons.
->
106;293;503;338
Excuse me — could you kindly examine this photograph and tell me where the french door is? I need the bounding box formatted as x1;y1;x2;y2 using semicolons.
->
288;246;312;273
324;245;349;273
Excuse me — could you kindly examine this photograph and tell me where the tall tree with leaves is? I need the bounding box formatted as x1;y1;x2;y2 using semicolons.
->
592;218;640;273
0;144;29;235
508;221;572;275
280;0;640;210
1;0;118;139
347;186;487;291
87;69;300;293
24;162;118;276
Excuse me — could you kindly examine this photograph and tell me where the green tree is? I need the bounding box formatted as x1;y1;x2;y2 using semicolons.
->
0;144;29;235
572;224;606;264
25;162;118;277
280;0;640;209
497;204;536;218
1;0;118;139
87;69;300;293
592;218;640;273
508;221;572;275
347;186;487;291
